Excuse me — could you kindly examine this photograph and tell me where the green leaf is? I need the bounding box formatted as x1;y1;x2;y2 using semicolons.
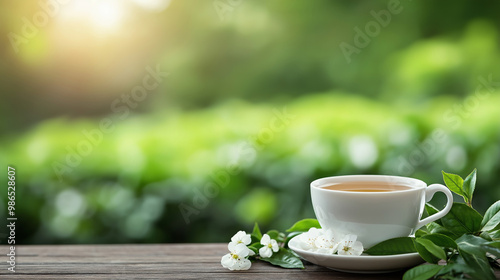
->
416;238;447;260
414;239;440;264
425;203;439;216
456;234;493;279
415;229;428;238
266;230;280;240
482;212;500;232
482;242;500;258
442;170;465;198
252;222;262;240
426;222;458;239
459;250;495;280
441;203;483;236
425;204;443;226
285;218;321;232
462;169;477;203
265;230;286;243
481;200;500;230
419;233;457;249
436;254;475;277
488;229;500;241
456;234;488;251
260;248;304;269
365;237;416;255
248;242;262;255
403;264;442;280
486;241;500;249
482;201;500;226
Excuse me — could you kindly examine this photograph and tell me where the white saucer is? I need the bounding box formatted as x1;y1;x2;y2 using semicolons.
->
288;233;424;273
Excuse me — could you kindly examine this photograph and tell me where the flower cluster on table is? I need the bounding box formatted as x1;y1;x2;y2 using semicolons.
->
221;230;280;270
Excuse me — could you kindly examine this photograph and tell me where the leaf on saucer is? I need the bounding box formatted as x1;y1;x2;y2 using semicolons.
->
260;248;304;269
285;219;321;233
403;264;442;280
441;203;483;236
364;237;416;255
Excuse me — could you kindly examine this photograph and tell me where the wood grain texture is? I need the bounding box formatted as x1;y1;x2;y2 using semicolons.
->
0;244;496;279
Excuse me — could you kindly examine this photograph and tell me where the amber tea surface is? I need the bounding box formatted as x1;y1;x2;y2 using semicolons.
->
322;181;412;192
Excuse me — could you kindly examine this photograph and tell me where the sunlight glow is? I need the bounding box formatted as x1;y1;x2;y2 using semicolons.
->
93;1;126;31
56;0;127;32
130;0;172;12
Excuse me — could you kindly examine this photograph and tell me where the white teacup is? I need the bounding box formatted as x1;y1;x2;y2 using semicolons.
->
310;175;453;249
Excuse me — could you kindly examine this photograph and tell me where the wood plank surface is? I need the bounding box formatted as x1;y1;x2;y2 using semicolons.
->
0;244;496;279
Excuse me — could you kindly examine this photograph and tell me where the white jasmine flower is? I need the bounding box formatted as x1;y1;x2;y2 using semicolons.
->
230;230;251;246
314;229;341;255
229;230;254;256
299;227;322;251
221;242;252;270
337;234;363;256
259;234;279;258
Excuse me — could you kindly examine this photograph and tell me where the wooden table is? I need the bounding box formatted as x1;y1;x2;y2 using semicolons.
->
0;244;496;279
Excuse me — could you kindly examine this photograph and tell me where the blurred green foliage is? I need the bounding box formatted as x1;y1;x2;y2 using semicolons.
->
1;92;500;244
0;0;500;244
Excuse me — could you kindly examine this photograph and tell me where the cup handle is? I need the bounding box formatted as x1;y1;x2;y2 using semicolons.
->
415;184;453;230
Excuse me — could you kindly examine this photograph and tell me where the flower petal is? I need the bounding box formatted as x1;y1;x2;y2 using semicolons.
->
228;241;237;253
259;246;272;258
236;258;252;270
260;234;270;245
234;243;250;258
271;240;279;252
221;253;234;269
242;234;251;245
231;231;246;243
351;241;364;256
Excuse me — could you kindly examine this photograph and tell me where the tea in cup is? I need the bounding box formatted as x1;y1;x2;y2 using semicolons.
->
310;175;453;248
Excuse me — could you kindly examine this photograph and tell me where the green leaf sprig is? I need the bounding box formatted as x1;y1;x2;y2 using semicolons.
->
365;169;500;280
